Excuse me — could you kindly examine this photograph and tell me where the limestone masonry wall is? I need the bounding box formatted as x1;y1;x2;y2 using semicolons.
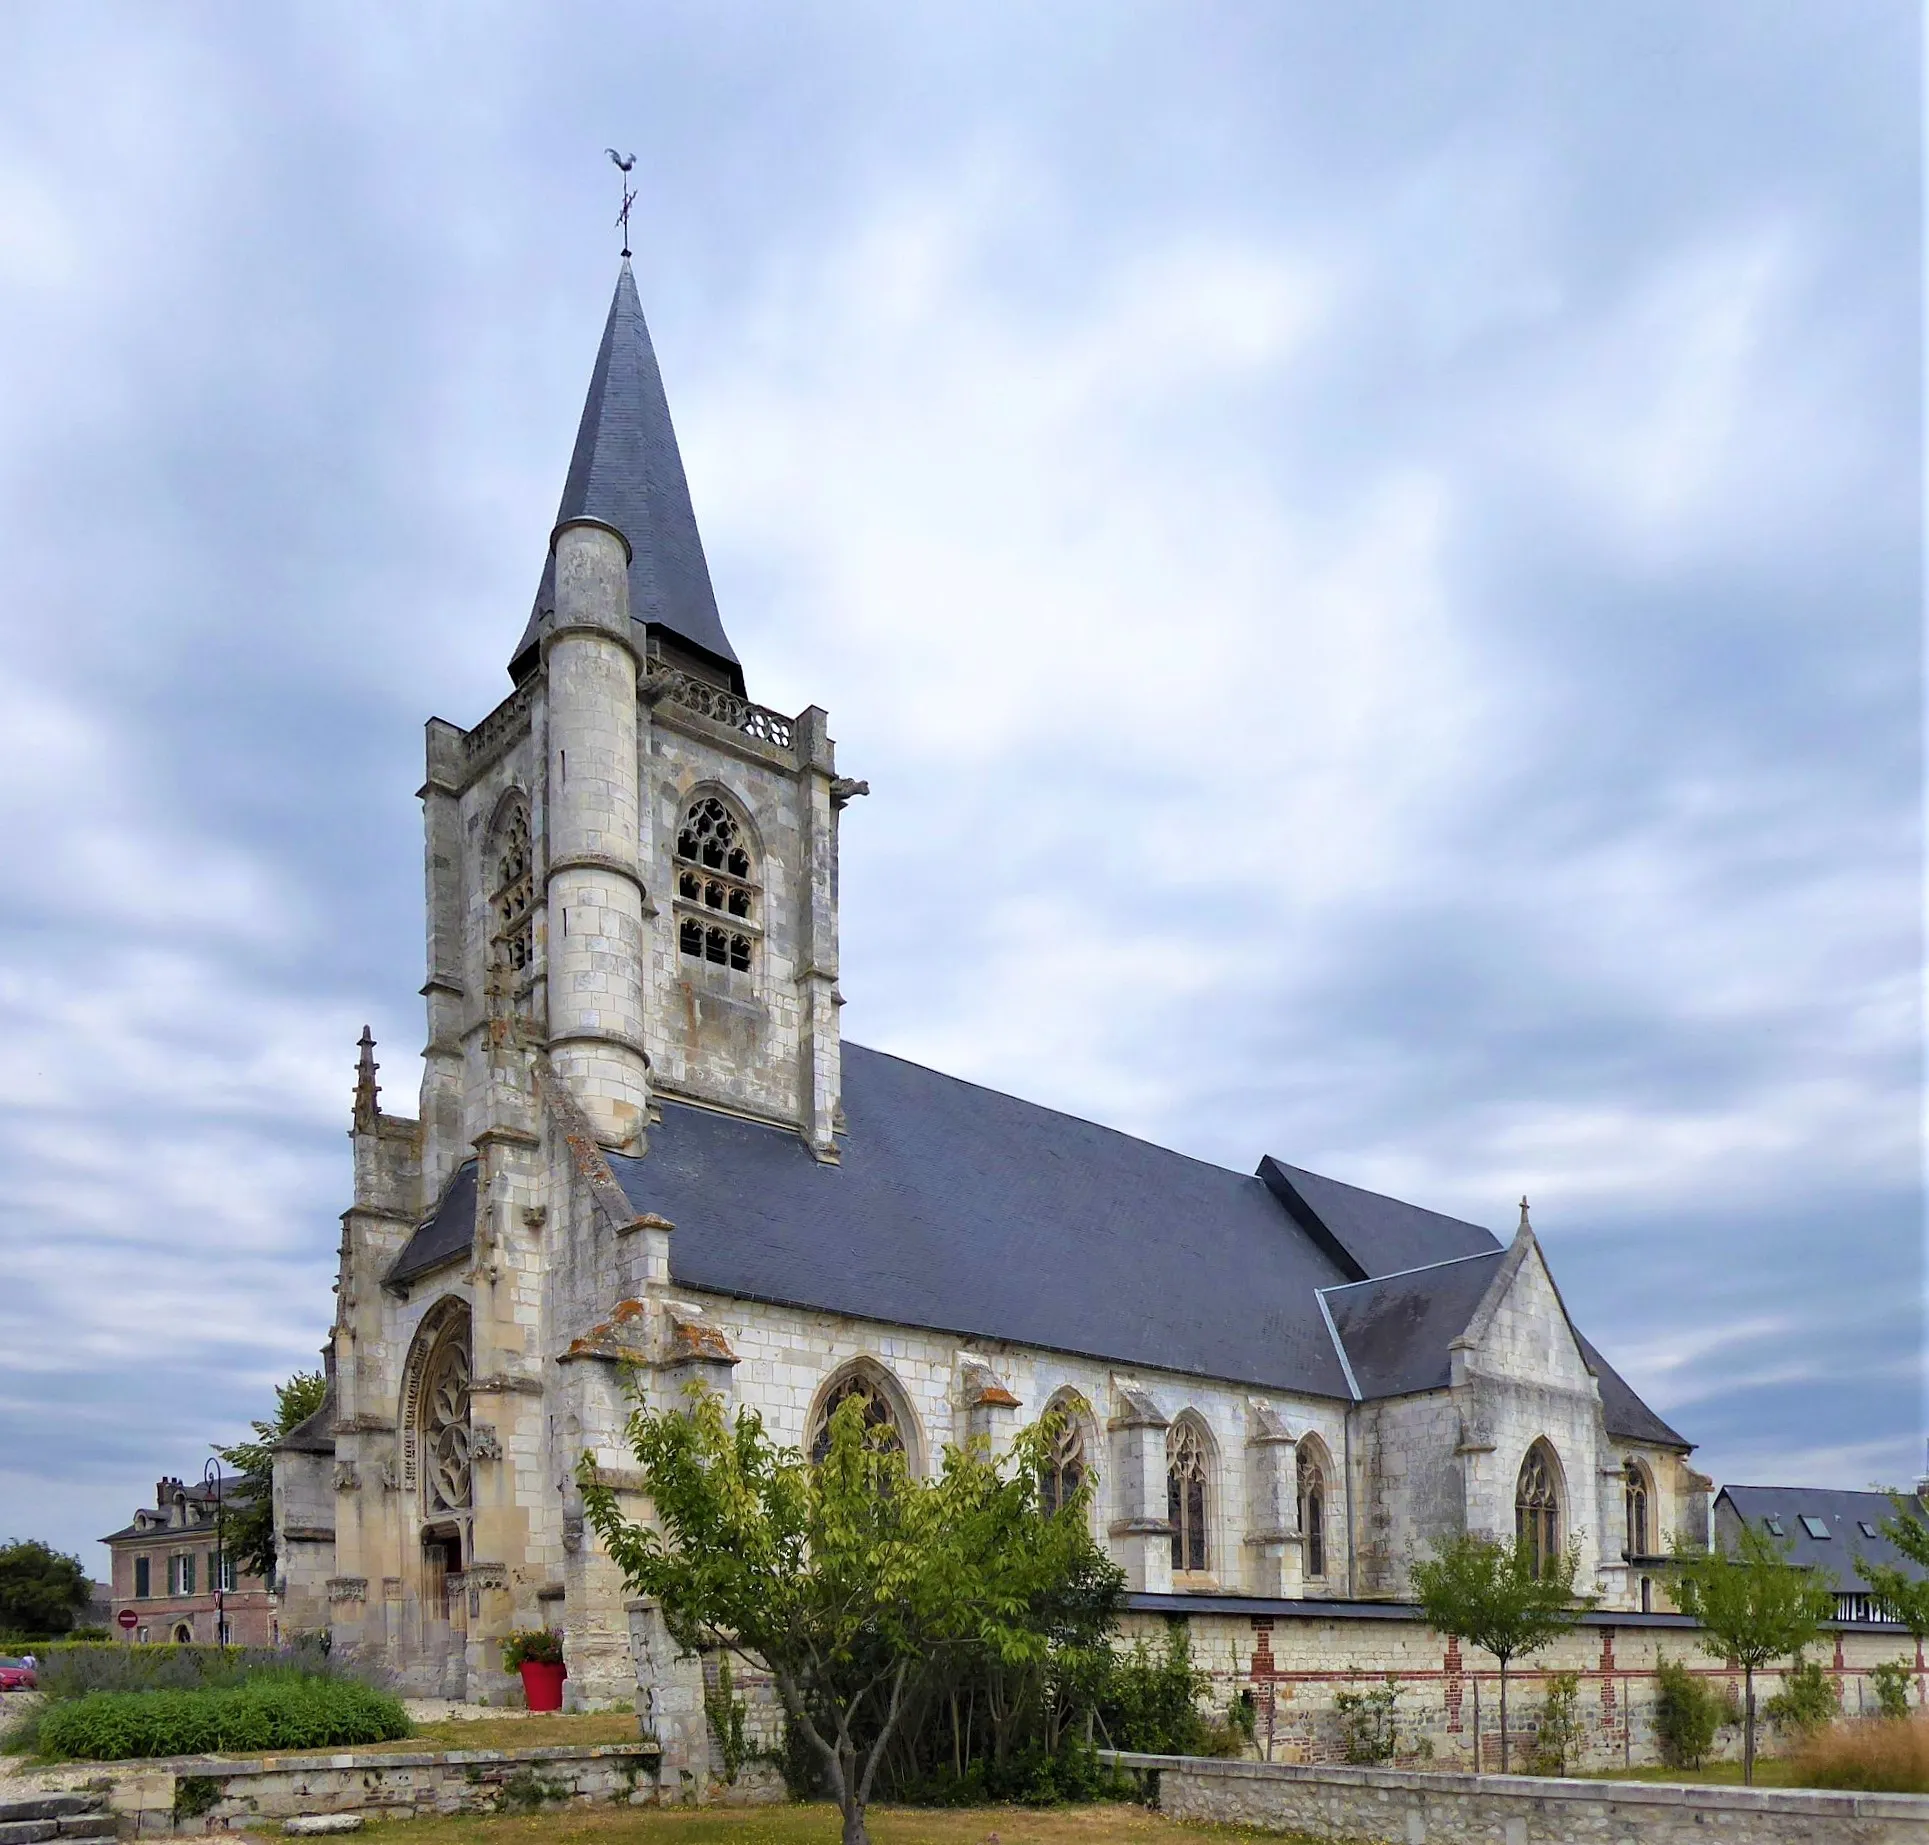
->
1112;1751;1929;1844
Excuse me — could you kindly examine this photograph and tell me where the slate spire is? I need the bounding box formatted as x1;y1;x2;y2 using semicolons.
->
510;261;742;690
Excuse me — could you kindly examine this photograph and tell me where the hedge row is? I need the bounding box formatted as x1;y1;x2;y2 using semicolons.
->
36;1675;411;1761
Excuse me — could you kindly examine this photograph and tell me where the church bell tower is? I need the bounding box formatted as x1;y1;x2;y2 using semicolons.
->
418;260;853;1185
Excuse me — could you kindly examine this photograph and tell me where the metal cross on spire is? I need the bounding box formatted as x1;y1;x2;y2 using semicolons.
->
606;148;637;259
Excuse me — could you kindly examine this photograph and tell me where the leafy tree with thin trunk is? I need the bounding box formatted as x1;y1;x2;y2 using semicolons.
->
0;1539;91;1637
214;1368;329;1583
1855;1494;1929;1702
1409;1532;1593;1773
1669;1522;1835;1784
581;1387;1121;1845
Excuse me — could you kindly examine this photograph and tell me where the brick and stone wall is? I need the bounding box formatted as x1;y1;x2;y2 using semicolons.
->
1139;1606;1927;1772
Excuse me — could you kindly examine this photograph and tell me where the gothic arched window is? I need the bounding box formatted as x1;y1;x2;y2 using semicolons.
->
674;795;755;973
1624;1459;1651;1559
1515;1441;1562;1579
808;1366;905;1467
402;1301;473;1521
1297;1445;1327;1581
490;798;535;976
1040;1394;1089;1519
1167;1417;1211;1575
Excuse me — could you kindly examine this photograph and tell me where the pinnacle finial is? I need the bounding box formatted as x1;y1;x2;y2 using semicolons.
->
1518;1196;1532;1235
353;1026;380;1129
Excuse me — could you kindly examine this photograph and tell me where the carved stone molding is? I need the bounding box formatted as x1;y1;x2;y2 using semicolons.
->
326;1576;368;1604
333;1462;362;1492
470;1422;504;1463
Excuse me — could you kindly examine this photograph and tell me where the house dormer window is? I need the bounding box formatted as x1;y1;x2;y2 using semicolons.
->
675;795;755;973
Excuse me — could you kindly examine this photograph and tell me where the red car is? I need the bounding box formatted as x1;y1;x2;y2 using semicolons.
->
0;1659;36;1691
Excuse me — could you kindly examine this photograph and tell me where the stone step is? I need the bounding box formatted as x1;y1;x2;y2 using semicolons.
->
0;1820;118;1845
0;1802;105;1826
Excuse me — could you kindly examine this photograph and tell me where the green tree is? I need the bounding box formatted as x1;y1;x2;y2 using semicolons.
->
1669;1522;1834;1784
1855;1494;1929;1702
1409;1533;1593;1773
0;1538;90;1636
581;1387;1122;1845
214;1368;328;1582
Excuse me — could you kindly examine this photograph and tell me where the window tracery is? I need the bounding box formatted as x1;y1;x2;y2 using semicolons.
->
1297;1446;1326;1580
1040;1397;1088;1519
674;795;755;973
1167;1418;1210;1575
1515;1442;1561;1579
1624;1459;1651;1559
490;799;535;977
808;1368;904;1466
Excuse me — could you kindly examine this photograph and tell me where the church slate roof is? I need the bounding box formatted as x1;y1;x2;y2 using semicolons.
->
611;1046;1359;1398
1321;1251;1506;1398
383;1043;1687;1444
509;262;742;689
387;1159;477;1288
1262;1159;1500;1281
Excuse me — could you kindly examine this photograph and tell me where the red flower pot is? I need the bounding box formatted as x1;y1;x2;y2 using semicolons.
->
519;1659;566;1711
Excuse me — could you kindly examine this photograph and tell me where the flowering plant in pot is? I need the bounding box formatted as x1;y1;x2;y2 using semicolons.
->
501;1629;567;1710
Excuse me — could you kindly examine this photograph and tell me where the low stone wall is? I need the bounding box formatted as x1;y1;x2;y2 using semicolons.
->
1105;1749;1929;1844
94;1741;701;1834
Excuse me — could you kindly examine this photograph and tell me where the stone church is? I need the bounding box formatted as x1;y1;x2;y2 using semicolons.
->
274;261;1704;1738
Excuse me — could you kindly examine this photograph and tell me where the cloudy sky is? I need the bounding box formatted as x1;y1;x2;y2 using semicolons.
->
0;4;1918;1576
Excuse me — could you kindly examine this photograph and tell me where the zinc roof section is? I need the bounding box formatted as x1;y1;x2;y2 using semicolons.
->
510;263;740;689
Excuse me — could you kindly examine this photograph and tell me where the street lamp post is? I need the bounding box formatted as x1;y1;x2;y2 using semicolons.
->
202;1456;228;1648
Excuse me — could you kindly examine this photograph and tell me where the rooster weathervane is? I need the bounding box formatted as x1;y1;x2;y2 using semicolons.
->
606;149;637;259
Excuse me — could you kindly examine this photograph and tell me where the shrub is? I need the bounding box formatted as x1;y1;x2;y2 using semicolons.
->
1097;1627;1211;1755
1653;1650;1726;1769
1334;1677;1402;1764
1530;1670;1583;1775
500;1630;564;1670
1765;1655;1841;1739
31;1638;378;1704
1871;1660;1915;1723
36;1674;410;1761
1794;1715;1929;1793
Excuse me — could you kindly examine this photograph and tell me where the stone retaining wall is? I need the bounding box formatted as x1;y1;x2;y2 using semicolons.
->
1105;1749;1929;1844
88;1740;739;1834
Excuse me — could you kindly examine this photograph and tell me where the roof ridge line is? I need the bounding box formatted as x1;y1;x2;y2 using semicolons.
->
844;1042;1281;1187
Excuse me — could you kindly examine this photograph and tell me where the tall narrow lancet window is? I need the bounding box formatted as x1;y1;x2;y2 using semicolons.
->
1040;1396;1088;1519
1297;1446;1326;1580
1167;1418;1211;1575
490;798;535;976
808;1367;904;1466
675;795;755;973
1624;1460;1651;1559
1515;1442;1562;1579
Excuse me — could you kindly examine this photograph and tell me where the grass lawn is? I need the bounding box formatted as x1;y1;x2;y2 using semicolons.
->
1578;1759;1808;1789
352;1804;1322;1845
